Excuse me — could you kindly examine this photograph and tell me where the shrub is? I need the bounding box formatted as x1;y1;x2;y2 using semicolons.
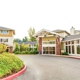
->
62;52;68;55
0;44;7;54
30;50;34;54
20;43;27;51
25;50;29;54
0;52;24;78
14;43;20;52
29;50;38;54
14;51;21;54
20;51;26;54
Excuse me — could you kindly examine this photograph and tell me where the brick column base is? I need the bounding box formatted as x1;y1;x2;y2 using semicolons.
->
9;47;13;53
56;36;61;55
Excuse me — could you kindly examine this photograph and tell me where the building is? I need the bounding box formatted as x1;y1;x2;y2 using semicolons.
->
18;42;36;49
34;27;80;55
0;26;15;53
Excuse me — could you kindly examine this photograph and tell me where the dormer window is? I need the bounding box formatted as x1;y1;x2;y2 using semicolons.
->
1;30;8;34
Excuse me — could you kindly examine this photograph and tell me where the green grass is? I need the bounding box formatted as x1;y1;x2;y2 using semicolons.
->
0;52;24;78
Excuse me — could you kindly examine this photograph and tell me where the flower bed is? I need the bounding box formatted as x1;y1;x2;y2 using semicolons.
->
0;53;24;79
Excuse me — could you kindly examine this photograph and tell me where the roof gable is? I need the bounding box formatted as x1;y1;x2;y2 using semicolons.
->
53;29;70;35
34;29;63;37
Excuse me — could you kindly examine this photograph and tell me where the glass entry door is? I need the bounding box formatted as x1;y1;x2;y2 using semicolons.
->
43;47;55;54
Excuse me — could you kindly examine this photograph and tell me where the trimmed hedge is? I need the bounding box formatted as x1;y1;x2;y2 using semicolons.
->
14;43;39;54
0;52;24;78
62;52;68;55
14;50;38;54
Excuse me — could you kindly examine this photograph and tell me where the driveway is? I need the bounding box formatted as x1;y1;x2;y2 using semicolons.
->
14;55;80;80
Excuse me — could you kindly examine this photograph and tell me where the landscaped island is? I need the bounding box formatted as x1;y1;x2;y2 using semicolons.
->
0;53;24;79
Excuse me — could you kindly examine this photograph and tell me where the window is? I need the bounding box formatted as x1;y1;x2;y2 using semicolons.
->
77;45;80;54
76;40;79;44
1;30;8;34
43;41;55;44
0;39;2;42
68;41;70;44
66;46;68;53
69;46;71;53
43;47;55;54
0;39;8;42
2;39;8;42
66;42;67;45
71;41;74;44
72;45;74;54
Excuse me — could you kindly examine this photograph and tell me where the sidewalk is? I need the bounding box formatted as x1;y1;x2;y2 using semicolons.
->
57;55;80;59
68;55;80;59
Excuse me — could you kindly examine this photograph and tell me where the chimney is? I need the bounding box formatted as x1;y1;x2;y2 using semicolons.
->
70;26;75;35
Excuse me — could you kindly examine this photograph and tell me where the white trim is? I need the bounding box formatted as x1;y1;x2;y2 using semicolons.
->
33;28;63;37
43;44;56;47
55;37;56;55
42;38;43;55
74;41;77;54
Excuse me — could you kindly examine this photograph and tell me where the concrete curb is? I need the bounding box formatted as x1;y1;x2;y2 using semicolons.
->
55;55;80;60
68;56;80;59
1;65;27;80
46;55;80;60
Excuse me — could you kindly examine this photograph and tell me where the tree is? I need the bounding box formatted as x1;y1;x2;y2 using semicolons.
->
14;43;20;52
28;27;36;41
14;38;22;42
22;36;28;42
20;43;26;51
0;44;7;54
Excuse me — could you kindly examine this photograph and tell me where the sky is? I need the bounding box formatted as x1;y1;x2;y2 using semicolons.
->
0;0;80;39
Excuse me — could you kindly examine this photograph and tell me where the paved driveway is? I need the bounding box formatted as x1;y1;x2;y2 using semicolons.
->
14;55;80;80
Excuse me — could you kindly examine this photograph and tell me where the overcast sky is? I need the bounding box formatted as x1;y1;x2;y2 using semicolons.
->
0;0;80;39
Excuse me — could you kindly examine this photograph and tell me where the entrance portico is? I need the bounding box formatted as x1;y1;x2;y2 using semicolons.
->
34;29;62;55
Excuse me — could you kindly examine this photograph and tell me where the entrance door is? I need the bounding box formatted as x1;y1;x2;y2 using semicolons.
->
6;47;9;52
43;47;55;54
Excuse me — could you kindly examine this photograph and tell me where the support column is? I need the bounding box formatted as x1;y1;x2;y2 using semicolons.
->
64;42;66;52
39;37;42;54
56;36;61;55
70;41;72;54
74;41;77;54
9;46;13;53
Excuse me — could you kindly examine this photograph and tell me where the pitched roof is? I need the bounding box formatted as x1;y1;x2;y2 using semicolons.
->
33;29;63;37
75;30;80;32
62;34;80;41
53;29;70;34
18;42;37;45
0;26;14;30
53;29;65;32
0;26;15;34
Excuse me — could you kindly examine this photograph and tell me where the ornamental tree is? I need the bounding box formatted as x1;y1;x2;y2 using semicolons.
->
0;44;7;54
